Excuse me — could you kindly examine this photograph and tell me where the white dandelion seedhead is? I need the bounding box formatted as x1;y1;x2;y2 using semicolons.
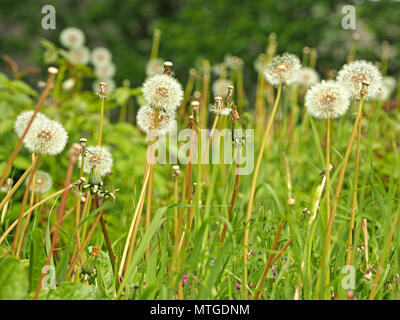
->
374;85;391;102
14;111;49;138
26;170;53;194
79;146;113;176
224;54;243;70
91;47;112;66
296;67;320;87
305;80;351;120
62;78;75;91
137;104;176;136
254;54;266;73
142;74;184;111
95;62;116;79
67;47;90;65
145;58;165;77
264;53;301;86
60;27;85;49
23;118;68;155
336;60;383;100
212;79;233;98
383;76;397;93
209;96;232;116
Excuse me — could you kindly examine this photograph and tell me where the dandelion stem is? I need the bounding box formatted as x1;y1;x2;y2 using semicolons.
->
98;97;105;146
346;107;363;266
244;83;282;299
13;153;41;256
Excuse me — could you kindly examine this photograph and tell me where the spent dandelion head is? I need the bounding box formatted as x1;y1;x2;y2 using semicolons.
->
25;170;52;194
93;79;115;95
142;74;183;111
14;111;49;138
60;27;85;49
91;47;112;66
79;145;113;176
23;118;68;155
297;67;320;87
382;76;397;93
264;53;301;86
137;104;176;136
337;60;383;100
305;80;351;120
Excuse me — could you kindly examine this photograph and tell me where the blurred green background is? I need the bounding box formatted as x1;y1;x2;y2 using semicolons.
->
0;0;399;95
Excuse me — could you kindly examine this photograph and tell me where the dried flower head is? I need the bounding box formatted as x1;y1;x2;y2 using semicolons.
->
305;80;350;120
212;79;233;98
137;104;176;136
95;62;116;79
91;47;112;66
146;58;165;77
142;74;183;111
68;46;90;65
296;67;320;87
79;145;113;176
336;60;383;100
264;53;301;85
14;111;49;138
25;170;52;194
60;27;85;49
23;118;68;155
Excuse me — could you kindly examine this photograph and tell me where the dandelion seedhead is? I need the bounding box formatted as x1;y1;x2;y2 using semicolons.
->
212;79;233;98
374;85;391;102
60;27;85;49
62;78;75;91
382;76;397;93
95;62;116;79
296;67;320;87
224;54;243;70
264;53;301;86
145;58;164;77
305;80;351;120
79;145;113;176
137;104;176;136
14;111;49;138
25;170;52;194
142;74;183;111
67;46;90;65
337;60;383;100
209;96;232;116
91;47;112;66
23;118;68;155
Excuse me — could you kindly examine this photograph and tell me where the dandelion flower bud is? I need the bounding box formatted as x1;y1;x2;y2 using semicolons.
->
68;47;90;65
25;170;52;194
95;62;116;79
60;27;85;49
264;53;301;86
142;74;183;111
296;67;319;87
336;60;383;100
23;118;68;155
79;145;113;176
212;79;233;98
14;111;49;138
305;80;350;120
91;47;112;66
137;104;176;136
145;58;164;77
